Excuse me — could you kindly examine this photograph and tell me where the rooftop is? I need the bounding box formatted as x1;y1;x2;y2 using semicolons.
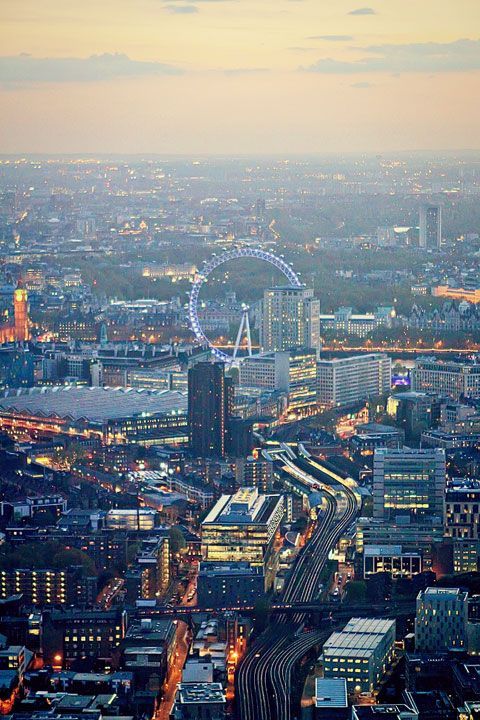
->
177;682;225;705
314;678;348;708
324;618;395;659
202;487;282;526
0;386;187;422
364;545;420;557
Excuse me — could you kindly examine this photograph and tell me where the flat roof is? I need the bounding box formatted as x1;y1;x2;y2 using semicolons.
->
324;618;395;658
202;490;282;527
178;682;225;705
0;386;187;422
420;587;467;599
364;545;420;557
314;678;348;708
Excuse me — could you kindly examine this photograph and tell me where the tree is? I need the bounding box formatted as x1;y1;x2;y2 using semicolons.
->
344;580;367;604
169;526;186;555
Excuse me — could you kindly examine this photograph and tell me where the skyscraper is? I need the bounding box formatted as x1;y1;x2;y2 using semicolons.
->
419;204;442;250
260;286;320;353
373;448;446;521
188;362;231;458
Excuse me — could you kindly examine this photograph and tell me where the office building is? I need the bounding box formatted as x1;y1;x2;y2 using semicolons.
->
260;286;320;353
317;354;391;408
411;356;480;401
322;617;396;693
0;347;34;389
419;204;442;250
363;545;422;579
445;480;480;541
201;487;284;590
122;617;177;692
239;347;317;414
356;516;444;569
386;392;441;439
415;587;468;652
432;282;480;304
373;448;446;522
197;561;264;608
188;362;232;458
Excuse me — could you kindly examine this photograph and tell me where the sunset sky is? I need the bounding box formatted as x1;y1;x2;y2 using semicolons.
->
1;0;479;154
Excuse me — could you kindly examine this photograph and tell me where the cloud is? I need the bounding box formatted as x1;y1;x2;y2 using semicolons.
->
303;38;480;74
223;67;269;75
0;53;183;84
165;0;233;2
307;35;354;41
348;7;376;15
351;81;373;88
164;3;198;11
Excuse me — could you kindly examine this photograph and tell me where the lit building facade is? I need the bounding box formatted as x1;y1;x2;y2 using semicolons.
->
363;545;422;579
415;587;468;652
239;348;317;415
188;362;232;459
201;487;284;590
0;286;30;344
445;480;480;541
322;617;396;693
260;286;320;353
373;448;446;522
317;353;391;408
411;356;480;401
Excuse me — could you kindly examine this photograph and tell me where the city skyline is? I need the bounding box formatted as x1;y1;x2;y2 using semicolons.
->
1;0;479;154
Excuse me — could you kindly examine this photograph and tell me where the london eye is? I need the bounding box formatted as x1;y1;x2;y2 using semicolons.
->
188;247;302;363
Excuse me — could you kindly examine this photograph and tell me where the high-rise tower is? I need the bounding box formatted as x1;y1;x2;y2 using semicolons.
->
419;204;442;250
188;362;231;458
260;286;320;353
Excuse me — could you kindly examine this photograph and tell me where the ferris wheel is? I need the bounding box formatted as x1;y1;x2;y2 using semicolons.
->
188;247;302;363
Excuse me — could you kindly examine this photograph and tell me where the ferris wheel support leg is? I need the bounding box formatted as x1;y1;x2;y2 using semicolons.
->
233;312;246;360
245;312;253;357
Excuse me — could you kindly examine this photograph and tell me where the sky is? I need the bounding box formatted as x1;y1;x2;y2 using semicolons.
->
1;0;480;154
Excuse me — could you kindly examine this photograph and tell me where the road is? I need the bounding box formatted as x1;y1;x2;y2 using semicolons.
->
236;448;359;720
155;620;190;720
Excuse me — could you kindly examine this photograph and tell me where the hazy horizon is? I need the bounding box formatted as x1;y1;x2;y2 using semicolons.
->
1;0;480;154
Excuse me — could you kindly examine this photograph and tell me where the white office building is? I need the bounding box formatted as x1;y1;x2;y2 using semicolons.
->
322;617;396;693
411;356;480;400
415;587;468;652
317;353;391;408
239;348;317;414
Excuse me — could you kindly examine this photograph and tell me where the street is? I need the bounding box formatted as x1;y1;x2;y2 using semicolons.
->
155;621;190;720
